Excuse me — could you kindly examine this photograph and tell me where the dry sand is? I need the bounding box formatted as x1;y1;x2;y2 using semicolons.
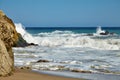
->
0;68;83;80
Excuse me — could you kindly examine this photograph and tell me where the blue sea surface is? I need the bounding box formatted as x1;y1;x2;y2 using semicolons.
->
26;27;120;35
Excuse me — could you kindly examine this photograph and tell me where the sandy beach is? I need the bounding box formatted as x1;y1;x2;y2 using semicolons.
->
0;68;83;80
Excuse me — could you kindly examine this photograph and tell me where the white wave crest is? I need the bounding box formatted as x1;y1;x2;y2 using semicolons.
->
15;23;38;44
14;23;120;50
35;33;120;50
96;26;105;34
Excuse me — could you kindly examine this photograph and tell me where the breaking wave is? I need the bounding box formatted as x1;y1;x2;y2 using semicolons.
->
15;23;38;44
15;23;120;50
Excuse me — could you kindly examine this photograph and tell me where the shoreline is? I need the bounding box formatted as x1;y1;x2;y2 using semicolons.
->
34;70;120;80
1;67;120;80
0;68;84;80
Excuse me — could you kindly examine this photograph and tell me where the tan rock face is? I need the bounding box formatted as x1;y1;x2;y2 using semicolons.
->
0;10;18;76
0;39;13;76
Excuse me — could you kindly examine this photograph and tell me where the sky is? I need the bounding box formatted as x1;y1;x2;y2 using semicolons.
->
0;0;120;27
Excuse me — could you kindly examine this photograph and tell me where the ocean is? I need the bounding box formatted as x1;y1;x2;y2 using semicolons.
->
13;23;120;80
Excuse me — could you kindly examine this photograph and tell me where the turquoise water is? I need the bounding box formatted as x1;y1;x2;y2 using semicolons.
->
26;27;120;35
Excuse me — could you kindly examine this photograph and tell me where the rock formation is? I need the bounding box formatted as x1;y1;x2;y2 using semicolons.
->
0;10;18;76
13;33;29;47
14;33;38;47
0;10;37;76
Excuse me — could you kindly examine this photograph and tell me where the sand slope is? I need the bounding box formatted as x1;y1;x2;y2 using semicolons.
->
0;69;83;80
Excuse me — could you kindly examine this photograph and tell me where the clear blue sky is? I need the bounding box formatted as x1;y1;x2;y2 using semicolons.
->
0;0;120;27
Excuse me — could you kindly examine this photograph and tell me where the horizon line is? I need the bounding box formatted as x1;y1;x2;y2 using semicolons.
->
25;26;120;28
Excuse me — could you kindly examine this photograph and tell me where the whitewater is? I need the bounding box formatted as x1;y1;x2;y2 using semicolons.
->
13;23;120;79
15;23;120;50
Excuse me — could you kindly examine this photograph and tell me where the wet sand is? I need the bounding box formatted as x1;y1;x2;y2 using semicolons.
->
0;68;83;80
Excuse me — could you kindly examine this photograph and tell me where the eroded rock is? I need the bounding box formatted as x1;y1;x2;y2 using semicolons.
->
0;10;18;76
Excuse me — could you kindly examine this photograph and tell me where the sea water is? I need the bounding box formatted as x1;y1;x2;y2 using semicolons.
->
13;23;120;79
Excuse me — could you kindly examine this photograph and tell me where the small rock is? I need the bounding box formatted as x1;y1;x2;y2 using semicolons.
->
71;69;92;73
37;59;50;63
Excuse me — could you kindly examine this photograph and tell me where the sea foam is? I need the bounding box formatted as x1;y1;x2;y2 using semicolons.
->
15;23;120;50
15;23;38;44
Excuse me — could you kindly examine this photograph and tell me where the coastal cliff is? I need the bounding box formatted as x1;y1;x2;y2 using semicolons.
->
0;10;18;76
